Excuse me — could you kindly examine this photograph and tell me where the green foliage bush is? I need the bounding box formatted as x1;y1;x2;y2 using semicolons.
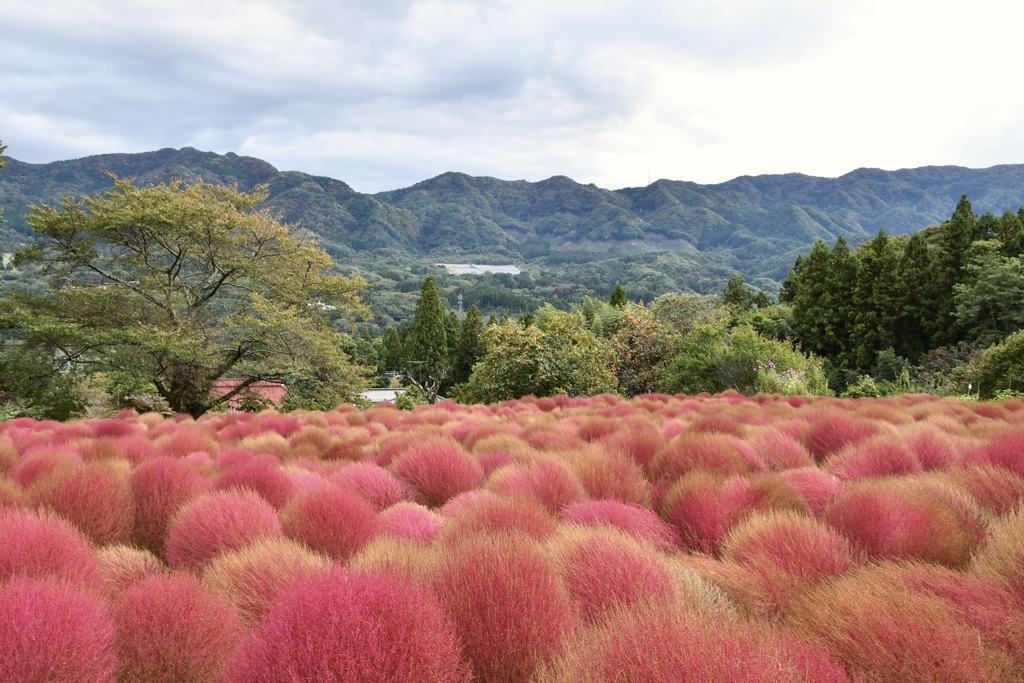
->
458;311;615;403
661;323;828;397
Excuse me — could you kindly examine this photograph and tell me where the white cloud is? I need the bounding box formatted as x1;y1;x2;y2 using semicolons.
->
1;0;1023;192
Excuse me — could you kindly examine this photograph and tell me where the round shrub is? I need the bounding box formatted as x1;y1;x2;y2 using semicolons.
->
30;462;135;546
280;484;379;561
378;502;443;542
560;499;681;552
550;527;676;623
114;573;242;683
165;489;283;571
214;461;296;509
541;598;849;683
391;439;482;508
131;457;210;555
228;567;472;683
0;508;102;588
0;577;119;682
434;534;577;683
331;461;413;510
204;537;330;628
96;545;165;598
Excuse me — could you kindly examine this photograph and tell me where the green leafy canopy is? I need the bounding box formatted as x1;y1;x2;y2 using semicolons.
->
2;175;370;417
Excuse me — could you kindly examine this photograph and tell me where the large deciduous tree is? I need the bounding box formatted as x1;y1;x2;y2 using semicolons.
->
1;175;369;417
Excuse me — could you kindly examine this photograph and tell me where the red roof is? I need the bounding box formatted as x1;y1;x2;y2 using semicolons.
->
210;379;288;407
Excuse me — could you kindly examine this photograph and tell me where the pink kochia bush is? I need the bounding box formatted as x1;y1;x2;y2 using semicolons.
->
228;567;472;683
0;577;119;683
204;537;330;628
391;439;483;508
280;484;379;560
379;502;443;542
0;508;102;588
331;461;413;510
165;489;283;571
560;499;681;552
131;456;209;555
434;534;578;683
113;574;242;683
824;483;974;568
11;392;1024;682
214;461;296;509
29;462;135;545
540;598;850;683
551;527;676;622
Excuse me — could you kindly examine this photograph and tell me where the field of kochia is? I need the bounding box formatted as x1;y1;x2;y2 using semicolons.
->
3;392;1024;682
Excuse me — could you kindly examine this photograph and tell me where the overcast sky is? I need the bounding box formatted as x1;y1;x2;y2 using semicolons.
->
2;0;1022;193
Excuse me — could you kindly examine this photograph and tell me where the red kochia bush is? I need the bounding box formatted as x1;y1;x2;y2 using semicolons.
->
560;499;681;552
570;446;651;507
878;561;1024;675
0;509;102;588
786;572;1014;683
228;567;472;683
751;429;813;471
661;473;728;555
600;418;665;469
802;412;879;461
30;462;135;545
214;461;296;509
441;496;556;542
552;528;676;623
972;429;1024;477
204;538;330;629
391;439;483;508
825;437;922;480
824;483;974;568
0;577;119;683
131;456;210;555
165;489;283;571
542;598;850;683
780;468;845;516
9;448;79;487
949;465;1024;515
114;574;242;683
379;502;443;542
96;545;166;598
331;461;413;511
434;534;577;683
648;432;748;482
280;484;379;561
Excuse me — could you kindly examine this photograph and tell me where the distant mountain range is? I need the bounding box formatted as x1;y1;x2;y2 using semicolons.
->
3;147;1024;298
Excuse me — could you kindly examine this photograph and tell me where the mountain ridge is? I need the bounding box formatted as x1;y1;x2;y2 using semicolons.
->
3;148;1024;303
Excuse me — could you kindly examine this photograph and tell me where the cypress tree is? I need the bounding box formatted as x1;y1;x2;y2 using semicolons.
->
934;195;976;345
998;208;1024;257
609;282;627;308
455;305;485;384
377;326;404;376
851;230;902;371
403;276;449;402
897;232;938;362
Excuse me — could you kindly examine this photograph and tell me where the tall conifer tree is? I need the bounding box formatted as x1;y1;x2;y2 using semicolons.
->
403;275;450;402
455;305;485;384
851;230;902;370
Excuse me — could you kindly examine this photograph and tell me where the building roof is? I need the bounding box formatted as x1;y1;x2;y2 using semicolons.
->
210;379;288;407
436;263;521;275
360;388;406;404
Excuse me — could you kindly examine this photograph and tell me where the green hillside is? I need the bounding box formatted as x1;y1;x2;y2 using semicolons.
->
3;148;1024;325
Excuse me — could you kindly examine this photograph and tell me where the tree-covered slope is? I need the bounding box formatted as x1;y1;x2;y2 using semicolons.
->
3;148;1024;302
